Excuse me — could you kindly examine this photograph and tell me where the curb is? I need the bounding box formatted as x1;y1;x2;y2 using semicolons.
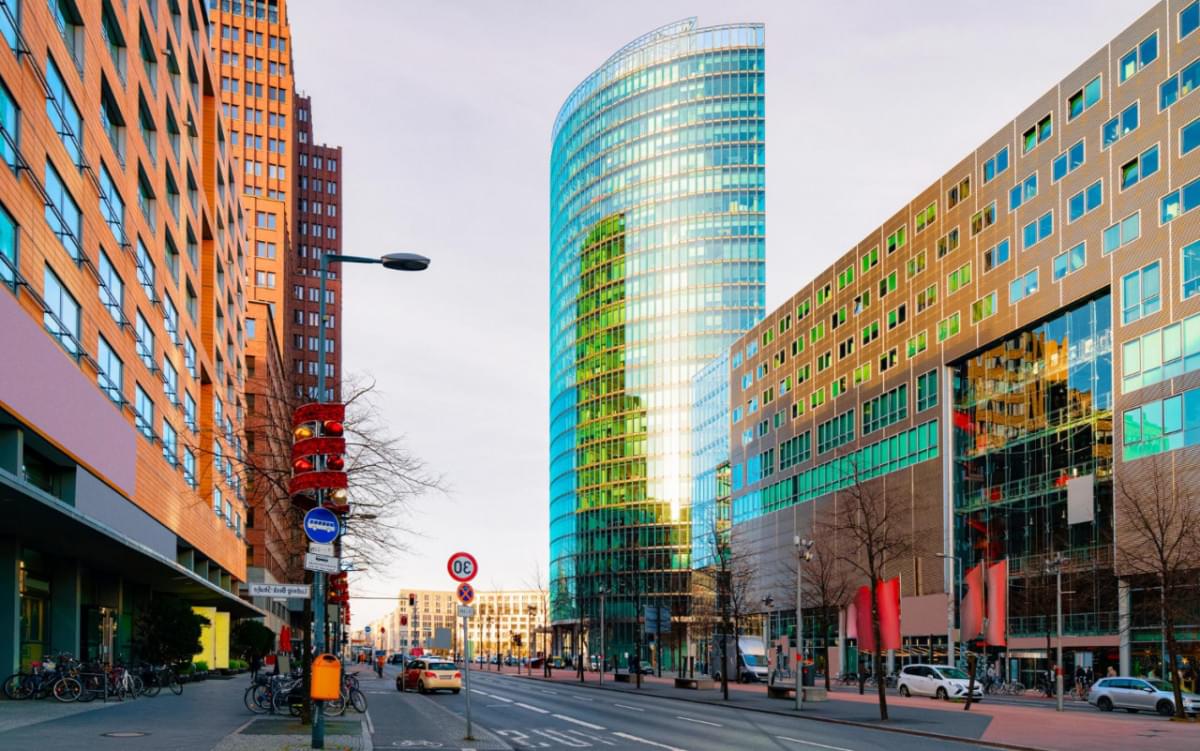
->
501;672;1057;751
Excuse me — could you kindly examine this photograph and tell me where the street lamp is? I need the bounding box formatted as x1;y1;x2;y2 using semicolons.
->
937;552;963;667
311;251;427;750
1045;552;1067;712
761;595;774;684
598;585;607;686
794;537;813;711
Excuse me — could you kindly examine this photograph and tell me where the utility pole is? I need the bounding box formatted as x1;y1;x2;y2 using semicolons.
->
761;595;774;684
795;536;813;712
598;586;606;686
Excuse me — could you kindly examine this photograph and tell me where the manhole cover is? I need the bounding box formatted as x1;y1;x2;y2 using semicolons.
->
102;732;149;738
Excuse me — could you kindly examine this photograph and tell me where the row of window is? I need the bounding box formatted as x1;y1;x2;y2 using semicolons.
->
1120;303;1200;394
1122;385;1200;461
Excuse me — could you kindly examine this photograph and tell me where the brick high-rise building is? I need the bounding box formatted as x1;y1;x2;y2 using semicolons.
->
0;0;260;673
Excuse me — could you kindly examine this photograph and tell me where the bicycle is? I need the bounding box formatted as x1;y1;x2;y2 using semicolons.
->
140;665;183;697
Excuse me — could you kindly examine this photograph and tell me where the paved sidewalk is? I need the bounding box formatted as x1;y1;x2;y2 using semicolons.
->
494;665;1200;751
213;716;368;751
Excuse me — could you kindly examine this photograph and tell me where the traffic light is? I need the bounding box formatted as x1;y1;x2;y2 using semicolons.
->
408;593;416;607
327;572;350;606
289;402;348;512
513;634;523;647
400;615;408;626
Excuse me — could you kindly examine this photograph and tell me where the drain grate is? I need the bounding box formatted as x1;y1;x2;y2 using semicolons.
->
101;731;149;738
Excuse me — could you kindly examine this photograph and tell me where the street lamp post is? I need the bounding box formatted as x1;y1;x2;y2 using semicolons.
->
761;595;774;684
1045;553;1067;712
598;585;607;686
311;251;428;749
795;537;813;712
937;553;963;667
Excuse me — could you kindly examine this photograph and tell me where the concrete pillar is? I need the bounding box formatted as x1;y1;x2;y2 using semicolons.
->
0;539;19;674
1119;578;1131;676
50;559;81;659
886;649;895;675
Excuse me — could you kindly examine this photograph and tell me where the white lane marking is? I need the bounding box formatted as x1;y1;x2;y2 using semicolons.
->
489;694;513;703
568;729;616;746
674;716;721;727
552;713;606;730
613;703;644;712
611;732;688;751
533;728;589;747
364;709;375;735
776;736;855;751
539;688;560;694
515;701;551;714
569;695;595;702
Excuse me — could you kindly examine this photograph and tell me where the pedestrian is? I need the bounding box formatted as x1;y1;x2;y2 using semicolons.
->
375;652;385;678
1085;665;1094;687
250;653;262;680
1074;664;1085;695
1107;665;1117;678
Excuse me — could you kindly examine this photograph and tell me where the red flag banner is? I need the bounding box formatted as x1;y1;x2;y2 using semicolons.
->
854;585;875;653
961;564;984;641
986;560;1008;647
877;577;901;651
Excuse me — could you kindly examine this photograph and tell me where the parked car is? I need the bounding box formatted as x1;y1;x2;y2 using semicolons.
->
897;664;984;701
1088;677;1199;716
549;656;566;669
396;659;462;694
530;657;545;670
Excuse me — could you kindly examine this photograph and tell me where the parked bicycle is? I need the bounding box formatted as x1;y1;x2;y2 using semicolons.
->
139;664;183;697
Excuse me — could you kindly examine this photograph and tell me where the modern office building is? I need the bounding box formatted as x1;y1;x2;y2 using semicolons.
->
549;19;766;665
729;0;1200;684
370;588;548;660
0;0;262;673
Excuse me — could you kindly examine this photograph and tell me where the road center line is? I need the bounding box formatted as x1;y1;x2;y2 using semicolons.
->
776;736;854;751
675;715;721;727
613;702;644;712
553;713;606;730
515;701;551;714
612;731;689;751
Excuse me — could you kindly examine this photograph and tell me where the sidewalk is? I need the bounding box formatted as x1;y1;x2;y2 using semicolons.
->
495;665;1200;751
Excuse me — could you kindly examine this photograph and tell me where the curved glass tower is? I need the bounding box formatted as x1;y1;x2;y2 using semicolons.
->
549;19;766;663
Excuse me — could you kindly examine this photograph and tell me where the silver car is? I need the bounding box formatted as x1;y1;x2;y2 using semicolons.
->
1087;677;1199;716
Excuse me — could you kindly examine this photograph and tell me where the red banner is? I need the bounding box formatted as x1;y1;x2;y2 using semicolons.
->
877;577;901;651
986;560;1008;646
854;586;874;653
961;564;984;641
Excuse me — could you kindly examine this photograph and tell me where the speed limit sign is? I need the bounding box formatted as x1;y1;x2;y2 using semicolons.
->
447;551;478;582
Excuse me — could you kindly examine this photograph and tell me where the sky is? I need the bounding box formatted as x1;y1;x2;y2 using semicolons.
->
284;0;1155;628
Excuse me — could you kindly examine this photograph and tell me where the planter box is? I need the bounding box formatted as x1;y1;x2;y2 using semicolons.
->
674;677;716;690
613;672;632;683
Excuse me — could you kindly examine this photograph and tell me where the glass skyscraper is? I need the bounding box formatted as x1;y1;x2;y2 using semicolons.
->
548;19;766;663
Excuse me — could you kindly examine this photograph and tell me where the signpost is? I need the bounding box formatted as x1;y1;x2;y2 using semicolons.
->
308;542;335;557
304;552;340;574
303;507;341;544
449;552;477;741
248;583;311;599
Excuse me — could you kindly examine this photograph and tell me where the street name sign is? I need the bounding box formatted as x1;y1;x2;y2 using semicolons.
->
447;551;478;582
308;542;335;556
303;507;340;544
458;605;475;617
304;552;340;574
248;583;310;598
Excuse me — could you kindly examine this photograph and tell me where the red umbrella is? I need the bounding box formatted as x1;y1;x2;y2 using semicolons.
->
279;625;292;652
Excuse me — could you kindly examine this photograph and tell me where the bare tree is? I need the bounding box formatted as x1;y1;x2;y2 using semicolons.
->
796;532;850;691
1115;456;1200;720
694;520;758;700
525;562;551;677
836;465;913;721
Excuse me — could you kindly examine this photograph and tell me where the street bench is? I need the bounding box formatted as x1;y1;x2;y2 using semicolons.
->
613;672;632;683
766;685;828;702
674;677;716;690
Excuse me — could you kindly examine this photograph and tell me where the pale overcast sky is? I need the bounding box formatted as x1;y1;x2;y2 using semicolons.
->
285;0;1154;628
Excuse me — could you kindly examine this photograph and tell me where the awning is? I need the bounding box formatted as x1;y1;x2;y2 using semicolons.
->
0;471;264;618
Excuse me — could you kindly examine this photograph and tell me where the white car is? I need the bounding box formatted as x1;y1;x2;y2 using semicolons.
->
897;664;984;701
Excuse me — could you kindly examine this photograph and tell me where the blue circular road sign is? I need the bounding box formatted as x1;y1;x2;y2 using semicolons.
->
303;507;340;544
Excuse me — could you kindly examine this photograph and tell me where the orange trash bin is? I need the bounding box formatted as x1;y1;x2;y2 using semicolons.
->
311;653;342;700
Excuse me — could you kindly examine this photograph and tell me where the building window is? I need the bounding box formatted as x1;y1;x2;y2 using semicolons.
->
0;202;14;287
1119;145;1159;190
135;311;154;367
43;266;79;356
184;391;196;432
1122;262;1161;324
1184;240;1200;299
937;313;961;342
135;384;154;439
1184;1;1200;40
1021;113;1052;153
936;227;959;258
886;225;906;254
46;56;83;168
1183;117;1200;157
861;246;879;273
916;370;938;412
971;292;997;324
1102;102;1138;148
213;487;222;517
44;161;82;260
1022;210;1053;249
184;335;197;377
1161;176;1200;224
947;177;970;209
907;330;928;357
162;357;178;403
982;146;1009;184
1067;75;1102;119
916;284;937;313
1067;179;1103;222
915;202;936;234
946;263;971;295
1119;32;1157;83
98;251;123;321
135;238;155;299
1103;212;1140;255
1009;269;1039;303
1009;172;1038;211
1053;242;1087;281
161;419;177;465
984;239;1010;272
1052;140;1085;182
183;448;196;488
97;335;122;403
0;79;18;172
970;202;996;236
906;250;926;279
48;0;84;71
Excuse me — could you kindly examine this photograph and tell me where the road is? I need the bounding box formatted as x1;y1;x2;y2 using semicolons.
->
370;668;998;751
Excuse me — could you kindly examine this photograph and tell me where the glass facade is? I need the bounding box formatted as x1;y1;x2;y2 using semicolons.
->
953;294;1116;660
690;352;731;570
549;19;766;662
